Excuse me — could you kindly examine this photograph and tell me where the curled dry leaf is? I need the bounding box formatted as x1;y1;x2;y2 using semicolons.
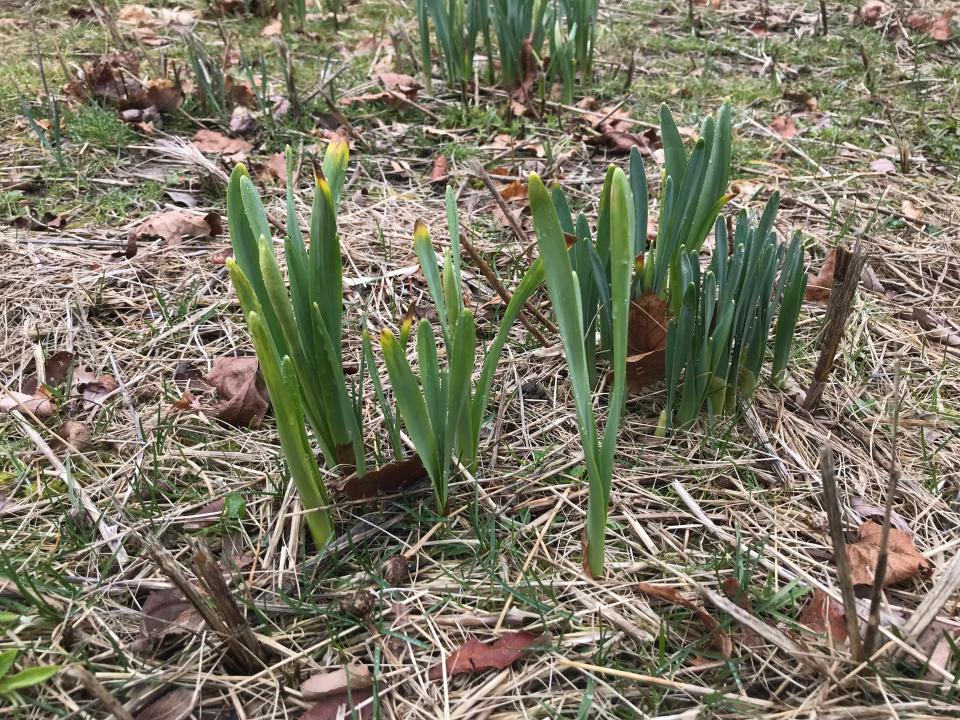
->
804;249;835;304
259;152;287;185
428;631;545;680
799;589;847;642
206;357;269;427
846;520;930;587
430;154;448;184
901;199;922;220
192;129;253;157
851;497;913;533
334;455;426;500
301;664;373;701
128;210;222;246
183;498;226;529
132;589;204;654
626;292;668;392
912;307;960;348
229;105;255;135
261;17;282;36
134;687;197;720
770;115;798;139
634;582;733;659
118;4;198;28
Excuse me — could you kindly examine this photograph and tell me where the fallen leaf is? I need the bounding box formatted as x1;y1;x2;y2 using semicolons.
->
170;391;201;413
901;199;922;220
260;153;287;185
799;590;848;642
207;357;269;427
261;17;282;36
134;688;196;720
73;366;119;409
430;154;448;184
851;497;913;533
54;420;93;453
118;4;198;27
906;12;953;42
626;292;668;392
507;36;538;117
192;129;253;157
302;664;373;700
225;76;257;108
129;210;222;246
302;689;373;720
183;498;226;529
0;391;55;418
720;577;762;646
133;589;204;654
334;455;426;500
870;158;896;174
912;307;960;347
165;189;199;208
804;249;836;304
783;91;818;112
846;520;930;587
770;115;798;139
500;180;528;202
22;350;75;395
917;621;960;680
634;582;733;658
428;631;544;680
378;72;420;96
854;0;887;25
590;109;660;155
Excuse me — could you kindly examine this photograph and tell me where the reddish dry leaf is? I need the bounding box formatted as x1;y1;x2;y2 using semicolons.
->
301;664;373;700
508;36;538;117
804;249;836;304
207;356;269;427
134;688;196;720
225;76;257;108
428;631;544;680
129;210;222;246
854;0;887;25
22;350;75;395
302;689;373;720
192;129;253;157
430;154;448;184
770;115;798;139
335;455;426;500
846;520;930;587
170;390;201;412
906;12;953;42
184;498;226;529
378;72;420;95
721;577;762;646
634;582;733;658
799;590;848;642
260;152;287;185
626;292;668;392
500;180;529;202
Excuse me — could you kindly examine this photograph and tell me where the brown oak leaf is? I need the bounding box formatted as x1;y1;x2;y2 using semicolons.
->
207;357;268;427
626;292;668;392
799;589;848;642
846;520;930;587
428;631;544;680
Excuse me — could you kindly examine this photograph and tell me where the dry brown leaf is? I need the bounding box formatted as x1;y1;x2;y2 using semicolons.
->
192;129;253;157
428;631;544;680
22;350;75;395
170;391;201;413
132;589;204;655
118;4;198;28
54;420;93;452
847;520;930;587
430;154;448;184
303;689;373;720
770;115;798;139
626;292;668;392
129;210;222;246
260;152;287;185
225;76;258;108
0;391;56;418
134;688;196;720
851;497;913;533
207;357;269;427
183;498;226;529
500;180;529;202
901;199;922;220
334;455;426;500
73;367;119;409
302;664;373;701
799;590;848;642
229;105;255;135
635;582;733;658
720;577;762;646
508;36;538;117
378;72;420;95
804;249;835;304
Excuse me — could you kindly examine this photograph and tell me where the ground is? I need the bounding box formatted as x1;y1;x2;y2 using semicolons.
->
2;0;960;718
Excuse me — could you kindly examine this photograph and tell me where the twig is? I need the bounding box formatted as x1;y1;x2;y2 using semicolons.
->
67;665;135;720
819;443;864;660
473;163;531;250
862;363;903;656
804;244;866;411
460;231;555;345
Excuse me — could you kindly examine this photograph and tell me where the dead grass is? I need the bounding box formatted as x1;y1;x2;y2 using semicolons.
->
1;0;960;718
